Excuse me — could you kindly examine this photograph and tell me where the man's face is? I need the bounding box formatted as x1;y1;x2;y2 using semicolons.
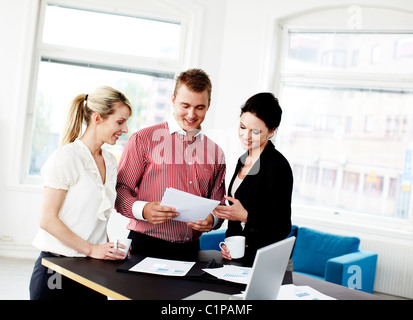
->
172;84;210;133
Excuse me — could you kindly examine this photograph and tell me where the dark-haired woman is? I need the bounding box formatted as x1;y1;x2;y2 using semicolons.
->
213;93;293;266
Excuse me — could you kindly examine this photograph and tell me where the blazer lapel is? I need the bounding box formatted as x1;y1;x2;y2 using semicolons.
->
230;152;256;198
230;141;274;199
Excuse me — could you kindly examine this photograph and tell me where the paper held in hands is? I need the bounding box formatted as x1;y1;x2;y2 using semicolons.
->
160;188;220;223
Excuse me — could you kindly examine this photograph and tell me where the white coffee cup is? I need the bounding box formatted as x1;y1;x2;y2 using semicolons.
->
114;238;132;259
219;236;245;259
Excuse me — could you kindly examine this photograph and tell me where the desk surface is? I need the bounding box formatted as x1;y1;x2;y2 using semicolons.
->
42;250;382;300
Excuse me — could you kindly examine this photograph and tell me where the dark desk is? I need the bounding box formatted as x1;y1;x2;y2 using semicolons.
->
42;250;382;300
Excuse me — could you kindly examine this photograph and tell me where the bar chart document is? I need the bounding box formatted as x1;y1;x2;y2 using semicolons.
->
129;257;196;277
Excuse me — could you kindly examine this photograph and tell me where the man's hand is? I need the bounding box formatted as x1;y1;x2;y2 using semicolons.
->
186;214;214;233
142;202;179;225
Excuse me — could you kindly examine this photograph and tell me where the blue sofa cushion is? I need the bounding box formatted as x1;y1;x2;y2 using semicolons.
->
199;229;226;251
292;227;360;277
288;225;298;238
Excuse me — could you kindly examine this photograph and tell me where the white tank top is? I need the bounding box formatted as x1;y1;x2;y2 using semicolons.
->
231;175;243;196
230;175;246;229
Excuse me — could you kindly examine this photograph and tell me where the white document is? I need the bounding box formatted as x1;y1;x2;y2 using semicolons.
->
277;284;336;300
202;265;252;284
160;188;220;223
129;257;196;277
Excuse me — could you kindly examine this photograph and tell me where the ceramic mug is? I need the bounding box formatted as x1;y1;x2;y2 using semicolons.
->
114;238;132;259
219;236;245;259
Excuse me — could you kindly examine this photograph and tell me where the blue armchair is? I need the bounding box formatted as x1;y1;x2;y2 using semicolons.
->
200;226;378;294
290;226;378;293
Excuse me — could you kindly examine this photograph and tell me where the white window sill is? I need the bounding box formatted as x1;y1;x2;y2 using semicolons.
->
292;203;413;242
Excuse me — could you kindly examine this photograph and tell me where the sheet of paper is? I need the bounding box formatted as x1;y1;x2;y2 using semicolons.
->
129;257;196;277
160;188;220;223
277;284;336;300
202;265;252;284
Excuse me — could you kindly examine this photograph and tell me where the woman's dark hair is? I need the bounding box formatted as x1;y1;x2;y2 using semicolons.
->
240;92;282;130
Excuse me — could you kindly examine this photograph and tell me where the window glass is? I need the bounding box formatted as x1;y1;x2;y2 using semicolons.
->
280;83;413;219
43;5;181;59
280;29;413;220
27;3;180;178
29;61;174;176
285;32;413;74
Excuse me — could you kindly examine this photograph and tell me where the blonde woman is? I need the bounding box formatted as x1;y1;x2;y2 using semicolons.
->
29;86;132;300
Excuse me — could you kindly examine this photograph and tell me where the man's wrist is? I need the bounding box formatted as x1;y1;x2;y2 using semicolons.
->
132;201;148;221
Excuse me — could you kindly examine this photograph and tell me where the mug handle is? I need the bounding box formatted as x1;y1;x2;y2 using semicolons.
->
218;241;226;251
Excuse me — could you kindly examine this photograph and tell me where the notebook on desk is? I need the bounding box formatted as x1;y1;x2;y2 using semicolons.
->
184;236;296;300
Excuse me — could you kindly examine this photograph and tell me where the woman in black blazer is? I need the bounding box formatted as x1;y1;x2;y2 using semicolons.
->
213;93;293;266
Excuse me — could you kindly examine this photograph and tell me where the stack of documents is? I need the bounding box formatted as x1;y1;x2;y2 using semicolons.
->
160;188;220;223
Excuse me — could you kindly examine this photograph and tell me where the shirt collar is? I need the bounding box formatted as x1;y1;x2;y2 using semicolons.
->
167;116;204;141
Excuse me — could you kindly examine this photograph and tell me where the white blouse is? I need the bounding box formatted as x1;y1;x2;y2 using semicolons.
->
32;139;117;257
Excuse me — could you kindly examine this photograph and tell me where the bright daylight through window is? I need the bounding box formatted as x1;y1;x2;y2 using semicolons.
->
28;4;180;176
279;31;413;219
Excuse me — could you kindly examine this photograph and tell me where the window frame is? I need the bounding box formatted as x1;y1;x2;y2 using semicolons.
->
274;6;413;237
22;0;200;184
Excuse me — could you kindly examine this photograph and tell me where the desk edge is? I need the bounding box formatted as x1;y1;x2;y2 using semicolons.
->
42;257;131;300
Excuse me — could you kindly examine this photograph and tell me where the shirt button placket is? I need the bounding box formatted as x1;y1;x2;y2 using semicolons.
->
185;143;196;192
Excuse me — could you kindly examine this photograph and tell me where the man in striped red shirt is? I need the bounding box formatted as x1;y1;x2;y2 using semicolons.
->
115;69;226;258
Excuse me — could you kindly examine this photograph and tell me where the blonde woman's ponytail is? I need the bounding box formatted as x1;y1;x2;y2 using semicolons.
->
61;94;87;145
60;86;132;146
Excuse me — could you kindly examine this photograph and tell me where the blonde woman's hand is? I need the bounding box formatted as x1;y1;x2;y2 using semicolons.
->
89;242;126;260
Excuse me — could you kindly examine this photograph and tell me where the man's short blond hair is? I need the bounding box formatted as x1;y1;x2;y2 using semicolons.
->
174;68;212;101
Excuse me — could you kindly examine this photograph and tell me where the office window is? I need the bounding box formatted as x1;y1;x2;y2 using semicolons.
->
364;115;373;133
321;168;337;187
42;5;181;60
389;178;399;199
342;171;359;192
292;164;304;181
279;25;413;219
305;167;319;184
364;172;383;196
26;2;184;177
284;32;413;74
395;37;413;59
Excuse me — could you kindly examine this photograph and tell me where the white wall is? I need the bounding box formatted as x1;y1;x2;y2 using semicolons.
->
1;0;413;297
0;0;41;256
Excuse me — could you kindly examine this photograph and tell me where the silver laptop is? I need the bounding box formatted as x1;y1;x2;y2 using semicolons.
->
184;236;295;300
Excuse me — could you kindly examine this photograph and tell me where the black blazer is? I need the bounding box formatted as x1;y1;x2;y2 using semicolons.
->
226;141;293;265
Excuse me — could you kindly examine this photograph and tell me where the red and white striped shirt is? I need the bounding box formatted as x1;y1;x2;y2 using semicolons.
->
115;119;226;243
